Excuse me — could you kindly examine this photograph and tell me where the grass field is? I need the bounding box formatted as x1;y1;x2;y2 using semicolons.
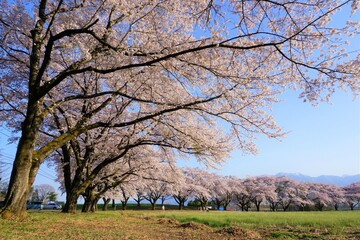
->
0;209;359;239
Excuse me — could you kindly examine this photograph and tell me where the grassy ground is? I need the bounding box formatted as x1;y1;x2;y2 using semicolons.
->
0;209;359;239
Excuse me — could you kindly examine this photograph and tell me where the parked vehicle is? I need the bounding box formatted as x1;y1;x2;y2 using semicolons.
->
42;203;62;210
26;201;43;210
26;201;62;210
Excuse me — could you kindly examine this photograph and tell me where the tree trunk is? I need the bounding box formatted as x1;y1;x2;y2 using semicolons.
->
121;200;127;210
102;197;111;211
223;201;230;211
1;113;41;219
82;198;98;213
215;199;222;210
178;201;185;210
61;170;84;213
62;193;78;213
82;199;92;212
254;201;261;211
112;199;116;210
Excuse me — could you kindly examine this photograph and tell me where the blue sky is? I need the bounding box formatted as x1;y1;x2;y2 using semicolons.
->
215;90;360;178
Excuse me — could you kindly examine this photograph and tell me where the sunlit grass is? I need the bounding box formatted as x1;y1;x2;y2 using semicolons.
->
0;209;359;239
128;209;360;237
136;210;360;228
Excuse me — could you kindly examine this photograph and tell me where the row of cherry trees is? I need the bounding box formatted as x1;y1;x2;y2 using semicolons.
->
83;167;360;212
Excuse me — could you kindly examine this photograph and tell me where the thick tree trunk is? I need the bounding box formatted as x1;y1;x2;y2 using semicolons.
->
62;191;80;213
82;199;91;212
1;111;41;219
82;198;98;213
102;197;111;211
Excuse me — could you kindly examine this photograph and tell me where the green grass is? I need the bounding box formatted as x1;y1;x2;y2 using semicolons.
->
0;209;359;239
128;210;360;238
137;210;360;228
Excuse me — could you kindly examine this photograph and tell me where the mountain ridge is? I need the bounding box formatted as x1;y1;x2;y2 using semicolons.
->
275;172;360;186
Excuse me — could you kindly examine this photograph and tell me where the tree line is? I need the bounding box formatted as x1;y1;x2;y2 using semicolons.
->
61;167;360;212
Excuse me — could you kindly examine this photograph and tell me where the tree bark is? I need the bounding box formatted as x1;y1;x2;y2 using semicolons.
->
62;190;80;213
1;104;42;219
102;197;111;211
112;199;116;210
82;198;98;212
121;199;129;210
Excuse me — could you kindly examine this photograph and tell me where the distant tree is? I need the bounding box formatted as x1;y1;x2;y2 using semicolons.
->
211;175;234;210
186;168;214;211
260;177;279;211
343;182;360;210
307;183;333;211
275;177;298;211
0;181;7;200
143;184;165;211
112;179;139;211
47;192;57;202
118;187;130;211
292;182;311;211
326;185;345;211
233;179;252;212
187;199;201;208
168;169;194;210
30;189;40;202
134;189;146;208
31;184;56;203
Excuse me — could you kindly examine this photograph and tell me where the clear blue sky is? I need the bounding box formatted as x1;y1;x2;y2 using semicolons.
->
215;90;360;178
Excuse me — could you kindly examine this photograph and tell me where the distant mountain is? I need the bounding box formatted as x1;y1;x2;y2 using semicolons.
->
275;172;360;186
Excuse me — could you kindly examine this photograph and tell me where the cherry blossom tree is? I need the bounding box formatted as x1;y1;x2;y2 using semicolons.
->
232;178;252;211
211;175;236;210
133;188;146;208
259;176;279;211
55;131;142;213
292;182;312;211
275;177;299;211
1;0;359;219
186;168;214;210
343;182;360;210
247;176;281;212
138;162;179;210
168;169;193;210
307;183;334;211
109;179;139;211
326;184;345;211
